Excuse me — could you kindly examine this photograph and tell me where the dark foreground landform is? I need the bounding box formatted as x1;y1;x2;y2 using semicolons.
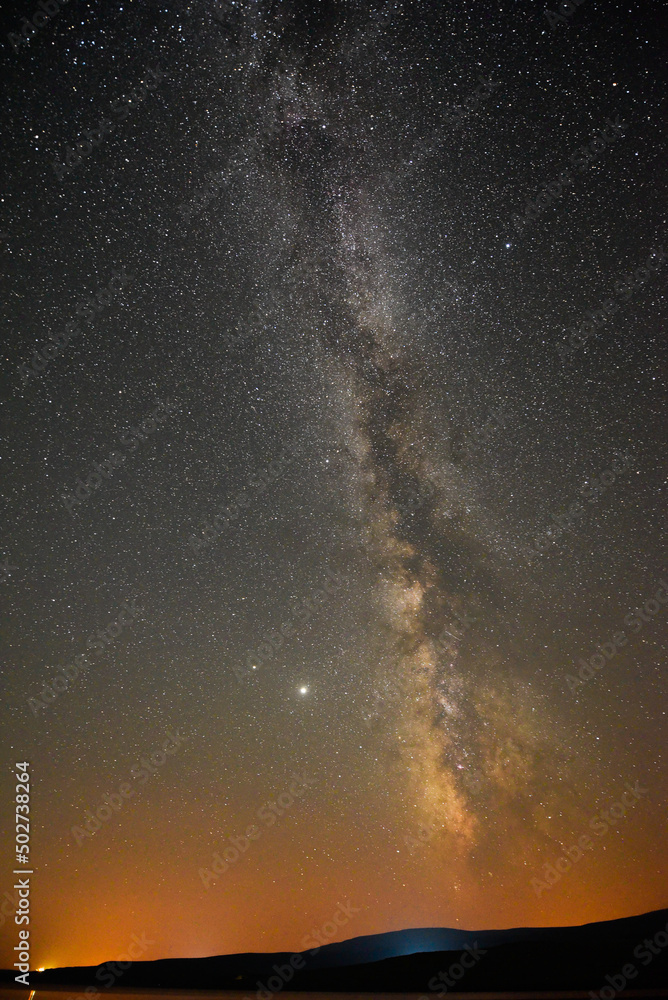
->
3;907;668;992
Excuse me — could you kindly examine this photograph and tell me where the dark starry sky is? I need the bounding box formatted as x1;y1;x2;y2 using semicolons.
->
0;0;666;969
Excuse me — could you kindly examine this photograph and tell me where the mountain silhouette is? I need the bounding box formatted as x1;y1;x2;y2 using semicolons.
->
7;907;668;993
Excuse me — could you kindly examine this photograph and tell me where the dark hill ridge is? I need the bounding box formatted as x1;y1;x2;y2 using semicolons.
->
6;907;668;992
300;906;668;968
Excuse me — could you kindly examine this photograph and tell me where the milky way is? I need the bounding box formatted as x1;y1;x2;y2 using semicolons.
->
229;21;563;869
1;0;666;968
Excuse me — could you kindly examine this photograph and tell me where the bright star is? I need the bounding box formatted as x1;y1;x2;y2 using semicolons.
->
298;685;309;695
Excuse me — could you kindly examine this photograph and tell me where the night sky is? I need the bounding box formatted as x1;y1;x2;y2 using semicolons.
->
0;0;667;972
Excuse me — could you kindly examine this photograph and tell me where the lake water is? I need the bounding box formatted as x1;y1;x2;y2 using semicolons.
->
1;989;667;999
